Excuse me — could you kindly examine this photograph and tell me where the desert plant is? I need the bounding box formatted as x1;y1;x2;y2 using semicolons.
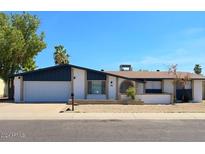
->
126;86;136;100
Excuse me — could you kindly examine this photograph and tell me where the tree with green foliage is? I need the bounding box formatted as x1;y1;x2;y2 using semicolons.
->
194;64;202;74
0;12;46;81
54;45;69;65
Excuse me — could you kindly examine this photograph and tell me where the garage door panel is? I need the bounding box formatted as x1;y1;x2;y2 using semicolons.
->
24;81;70;102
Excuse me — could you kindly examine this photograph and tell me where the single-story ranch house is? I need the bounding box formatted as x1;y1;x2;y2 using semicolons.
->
10;64;205;104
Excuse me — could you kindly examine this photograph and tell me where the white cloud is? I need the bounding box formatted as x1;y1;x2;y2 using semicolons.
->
109;29;205;73
136;48;205;73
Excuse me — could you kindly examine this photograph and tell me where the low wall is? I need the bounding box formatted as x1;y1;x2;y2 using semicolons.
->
74;99;121;104
74;99;143;105
137;94;171;104
121;94;171;104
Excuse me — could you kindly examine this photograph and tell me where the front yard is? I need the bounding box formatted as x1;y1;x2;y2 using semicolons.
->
1;101;205;114
69;102;205;113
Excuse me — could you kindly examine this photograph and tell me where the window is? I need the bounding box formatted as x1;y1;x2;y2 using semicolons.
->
145;81;162;93
120;80;134;93
88;80;106;94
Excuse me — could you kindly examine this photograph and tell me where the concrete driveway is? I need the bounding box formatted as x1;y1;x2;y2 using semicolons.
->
0;103;66;114
0;103;67;119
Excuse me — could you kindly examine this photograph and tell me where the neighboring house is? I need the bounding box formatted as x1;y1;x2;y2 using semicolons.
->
0;78;7;98
11;64;205;104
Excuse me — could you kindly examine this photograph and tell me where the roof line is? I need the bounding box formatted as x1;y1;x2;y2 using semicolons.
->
11;64;130;80
11;64;205;80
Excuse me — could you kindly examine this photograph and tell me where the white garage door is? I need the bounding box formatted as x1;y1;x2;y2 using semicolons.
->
24;81;71;102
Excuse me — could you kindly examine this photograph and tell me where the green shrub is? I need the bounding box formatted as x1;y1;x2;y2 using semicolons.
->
126;86;136;100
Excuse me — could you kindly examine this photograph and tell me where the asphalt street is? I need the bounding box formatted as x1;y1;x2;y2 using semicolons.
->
0;120;205;141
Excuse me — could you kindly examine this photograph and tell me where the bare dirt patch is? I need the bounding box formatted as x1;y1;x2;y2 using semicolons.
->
69;102;205;113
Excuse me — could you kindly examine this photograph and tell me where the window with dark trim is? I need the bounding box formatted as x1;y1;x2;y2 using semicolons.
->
88;80;106;94
145;81;162;93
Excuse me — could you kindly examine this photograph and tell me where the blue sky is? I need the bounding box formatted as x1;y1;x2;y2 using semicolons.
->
9;12;205;73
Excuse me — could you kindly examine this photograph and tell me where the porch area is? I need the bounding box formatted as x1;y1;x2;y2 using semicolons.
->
117;78;173;104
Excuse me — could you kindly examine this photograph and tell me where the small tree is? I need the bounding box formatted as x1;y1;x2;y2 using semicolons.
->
177;73;191;102
194;64;202;74
168;64;179;104
126;86;136;100
168;64;191;103
54;45;70;65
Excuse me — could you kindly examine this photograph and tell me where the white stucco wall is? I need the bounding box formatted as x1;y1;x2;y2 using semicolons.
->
23;81;71;102
14;77;21;102
108;76;116;100
193;80;203;102
73;68;85;99
87;94;106;100
137;94;171;104
163;80;174;94
137;83;144;94
0;78;5;97
120;94;171;104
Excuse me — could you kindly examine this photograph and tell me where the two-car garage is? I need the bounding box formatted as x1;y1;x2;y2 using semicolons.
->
23;81;71;102
13;65;72;102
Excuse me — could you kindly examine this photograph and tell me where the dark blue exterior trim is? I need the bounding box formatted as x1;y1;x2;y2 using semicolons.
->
145;89;162;93
13;64;130;80
23;65;71;81
87;70;106;80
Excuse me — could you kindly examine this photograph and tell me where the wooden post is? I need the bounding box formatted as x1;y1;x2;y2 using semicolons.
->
71;93;74;111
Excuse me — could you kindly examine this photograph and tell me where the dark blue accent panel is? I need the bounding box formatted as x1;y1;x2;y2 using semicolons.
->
87;70;106;80
146;89;162;93
176;89;192;101
23;65;71;81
